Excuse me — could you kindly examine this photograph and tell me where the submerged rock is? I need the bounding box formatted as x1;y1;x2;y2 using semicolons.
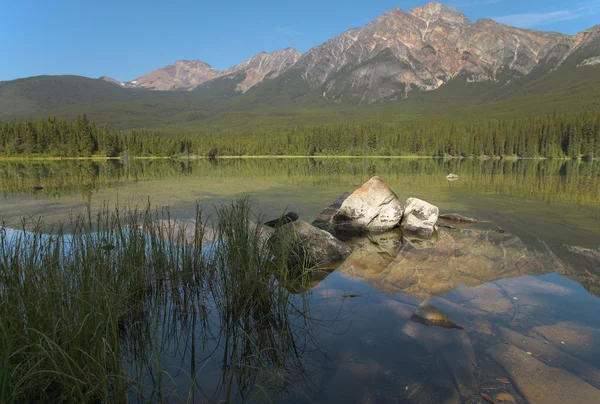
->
487;343;600;404
439;213;477;224
331;177;404;234
401;198;439;238
271;220;352;268
532;322;600;364
497;326;600;388
412;300;462;329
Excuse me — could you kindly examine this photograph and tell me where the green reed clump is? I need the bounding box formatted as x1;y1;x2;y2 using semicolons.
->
0;198;317;403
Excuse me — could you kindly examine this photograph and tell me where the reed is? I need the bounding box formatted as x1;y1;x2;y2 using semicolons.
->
0;198;318;402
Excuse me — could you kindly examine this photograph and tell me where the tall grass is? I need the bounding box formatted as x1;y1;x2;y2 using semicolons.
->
0;198;318;402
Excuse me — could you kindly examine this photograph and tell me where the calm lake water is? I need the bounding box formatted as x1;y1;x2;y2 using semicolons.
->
2;157;600;403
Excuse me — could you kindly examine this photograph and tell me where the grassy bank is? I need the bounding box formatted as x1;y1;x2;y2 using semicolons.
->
0;199;317;402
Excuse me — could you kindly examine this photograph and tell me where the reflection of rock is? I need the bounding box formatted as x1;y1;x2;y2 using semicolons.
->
532;322;600;365
331;177;404;234
497;326;600;388
446;173;459;181
487;343;600;404
341;229;403;272
272;220;352;268
149;219;274;249
412;301;462;329
338;229;565;299
312;192;351;231
439;213;477;224
148;219;218;245
401;198;439;238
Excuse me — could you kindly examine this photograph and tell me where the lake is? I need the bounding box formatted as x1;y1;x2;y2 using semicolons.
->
2;157;600;403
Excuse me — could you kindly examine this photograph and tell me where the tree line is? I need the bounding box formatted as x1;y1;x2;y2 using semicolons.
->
1;111;598;158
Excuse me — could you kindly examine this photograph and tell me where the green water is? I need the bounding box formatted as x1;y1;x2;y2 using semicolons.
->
2;158;600;254
2;157;600;402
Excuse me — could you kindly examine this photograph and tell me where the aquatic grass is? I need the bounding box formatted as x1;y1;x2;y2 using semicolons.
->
0;198;320;402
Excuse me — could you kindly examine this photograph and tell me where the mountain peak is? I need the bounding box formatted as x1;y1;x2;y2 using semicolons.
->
409;2;470;25
173;59;213;69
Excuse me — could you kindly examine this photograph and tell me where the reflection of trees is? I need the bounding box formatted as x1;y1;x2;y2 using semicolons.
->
1;158;599;205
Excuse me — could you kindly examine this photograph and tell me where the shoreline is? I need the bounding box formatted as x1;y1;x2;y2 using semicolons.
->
0;155;592;162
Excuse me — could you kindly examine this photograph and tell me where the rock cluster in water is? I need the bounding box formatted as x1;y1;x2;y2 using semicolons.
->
314;176;439;237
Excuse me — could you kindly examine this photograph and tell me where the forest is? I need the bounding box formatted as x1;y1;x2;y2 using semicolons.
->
0;111;599;159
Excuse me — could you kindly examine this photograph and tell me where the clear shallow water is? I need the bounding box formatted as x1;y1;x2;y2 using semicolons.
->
2;157;600;403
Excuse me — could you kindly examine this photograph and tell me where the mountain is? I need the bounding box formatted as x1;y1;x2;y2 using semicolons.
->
292;2;583;103
1;2;599;127
104;48;301;93
118;60;219;91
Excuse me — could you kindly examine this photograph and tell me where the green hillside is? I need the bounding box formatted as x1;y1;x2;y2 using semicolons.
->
0;61;599;135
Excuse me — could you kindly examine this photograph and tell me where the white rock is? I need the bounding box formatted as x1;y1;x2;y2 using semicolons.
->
331;176;404;234
401;198;439;238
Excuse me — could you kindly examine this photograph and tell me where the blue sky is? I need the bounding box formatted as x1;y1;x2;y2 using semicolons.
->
1;0;599;82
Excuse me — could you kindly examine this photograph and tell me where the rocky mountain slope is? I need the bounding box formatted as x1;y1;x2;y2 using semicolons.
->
295;2;593;102
99;2;600;103
105;48;301;92
2;1;599;123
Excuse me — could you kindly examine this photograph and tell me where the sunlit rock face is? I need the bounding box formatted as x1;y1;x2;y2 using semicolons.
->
401;198;439;238
338;228;565;299
294;2;581;102
119;48;301;92
331;176;404;234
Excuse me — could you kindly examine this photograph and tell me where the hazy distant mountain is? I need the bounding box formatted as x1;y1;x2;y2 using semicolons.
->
103;48;301;93
116;60;219;91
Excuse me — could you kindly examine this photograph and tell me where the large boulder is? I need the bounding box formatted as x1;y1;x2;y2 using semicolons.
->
331;177;404;234
401;198;439;238
271;220;352;268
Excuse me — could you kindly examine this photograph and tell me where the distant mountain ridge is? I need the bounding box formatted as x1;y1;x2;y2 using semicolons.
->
1;1;599;127
98;2;600;103
104;48;301;92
